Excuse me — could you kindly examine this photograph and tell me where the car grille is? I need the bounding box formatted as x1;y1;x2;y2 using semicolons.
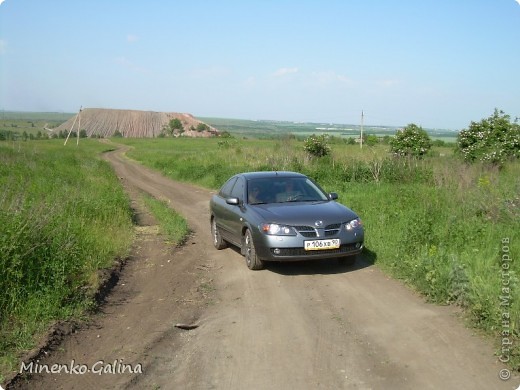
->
294;223;342;238
270;243;361;257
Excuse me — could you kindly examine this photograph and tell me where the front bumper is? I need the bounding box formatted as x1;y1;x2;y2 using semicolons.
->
252;226;364;262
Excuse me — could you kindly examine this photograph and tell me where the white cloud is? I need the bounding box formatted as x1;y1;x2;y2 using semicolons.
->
242;76;257;87
126;34;139;43
0;0;6;6
115;56;147;73
312;71;352;84
273;67;299;77
516;0;520;5
378;79;400;87
188;66;230;80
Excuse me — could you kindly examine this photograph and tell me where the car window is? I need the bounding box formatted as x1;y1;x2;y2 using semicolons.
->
247;180;271;204
219;176;238;198
246;177;329;204
303;178;329;200
230;176;245;199
276;178;327;202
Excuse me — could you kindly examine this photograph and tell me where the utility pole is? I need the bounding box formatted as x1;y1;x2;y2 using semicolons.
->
64;106;82;146
77;106;82;145
360;110;364;149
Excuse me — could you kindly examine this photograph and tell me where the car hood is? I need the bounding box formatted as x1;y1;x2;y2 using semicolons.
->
251;201;358;226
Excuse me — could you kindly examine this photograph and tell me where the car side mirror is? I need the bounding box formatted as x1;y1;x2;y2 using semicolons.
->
328;192;338;200
226;197;240;205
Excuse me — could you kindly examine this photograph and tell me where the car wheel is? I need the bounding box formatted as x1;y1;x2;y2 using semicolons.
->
337;255;356;267
244;229;264;270
211;217;227;250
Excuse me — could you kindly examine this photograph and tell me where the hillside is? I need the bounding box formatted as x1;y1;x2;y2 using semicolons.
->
53;108;219;138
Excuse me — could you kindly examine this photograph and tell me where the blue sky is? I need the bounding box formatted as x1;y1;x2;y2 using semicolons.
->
1;1;519;129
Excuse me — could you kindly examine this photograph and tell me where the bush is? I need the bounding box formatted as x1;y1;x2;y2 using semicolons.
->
303;134;330;158
457;109;520;165
346;137;356;145
169;118;183;132
390;123;432;158
196;123;209;132
365;134;379;146
219;131;233;138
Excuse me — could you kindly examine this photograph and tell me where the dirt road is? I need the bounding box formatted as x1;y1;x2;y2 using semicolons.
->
13;145;517;389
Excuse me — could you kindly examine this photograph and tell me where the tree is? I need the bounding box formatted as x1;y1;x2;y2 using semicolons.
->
389;124;432;158
169;118;183;135
304;134;330;157
457;109;520;164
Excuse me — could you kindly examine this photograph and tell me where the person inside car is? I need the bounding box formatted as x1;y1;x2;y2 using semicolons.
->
276;180;302;202
248;186;264;204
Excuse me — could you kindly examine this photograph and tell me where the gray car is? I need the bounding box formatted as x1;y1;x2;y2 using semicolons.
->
209;171;364;270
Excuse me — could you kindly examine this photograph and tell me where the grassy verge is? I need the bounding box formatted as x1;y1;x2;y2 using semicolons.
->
141;194;190;245
0;139;134;382
118;136;519;369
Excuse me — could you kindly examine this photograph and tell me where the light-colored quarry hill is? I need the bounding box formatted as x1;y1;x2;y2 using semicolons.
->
53;108;219;138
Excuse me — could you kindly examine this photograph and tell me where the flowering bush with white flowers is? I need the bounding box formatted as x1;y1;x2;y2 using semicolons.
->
389;124;432;158
457;109;520;165
304;134;331;158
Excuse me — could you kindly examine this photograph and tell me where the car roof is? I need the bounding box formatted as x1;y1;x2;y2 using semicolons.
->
239;171;307;180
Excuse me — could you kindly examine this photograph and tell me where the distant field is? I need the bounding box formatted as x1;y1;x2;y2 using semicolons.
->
200;116;460;141
0;111;74;138
0;112;459;142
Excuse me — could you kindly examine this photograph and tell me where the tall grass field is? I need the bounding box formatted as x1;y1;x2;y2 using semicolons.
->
0;139;134;380
1;133;518;379
119;136;520;368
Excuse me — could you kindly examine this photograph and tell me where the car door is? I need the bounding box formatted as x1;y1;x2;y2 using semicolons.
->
225;176;246;245
213;176;238;241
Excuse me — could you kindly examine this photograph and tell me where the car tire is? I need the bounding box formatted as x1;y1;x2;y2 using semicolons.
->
337;255;356;267
211;217;227;250
244;229;264;270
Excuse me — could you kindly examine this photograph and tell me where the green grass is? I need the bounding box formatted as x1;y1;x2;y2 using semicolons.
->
0;139;134;381
142;194;190;245
118;136;520;369
1;133;517;378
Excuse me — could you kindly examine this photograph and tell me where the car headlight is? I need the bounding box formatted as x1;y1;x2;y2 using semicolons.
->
261;223;297;236
345;218;362;231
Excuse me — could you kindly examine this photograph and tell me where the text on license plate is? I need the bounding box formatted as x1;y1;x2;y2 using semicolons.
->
304;239;340;251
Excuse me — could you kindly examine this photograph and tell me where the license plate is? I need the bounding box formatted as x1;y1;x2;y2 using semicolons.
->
304;239;340;251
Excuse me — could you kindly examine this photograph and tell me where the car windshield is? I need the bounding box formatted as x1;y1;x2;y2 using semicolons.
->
247;177;329;204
